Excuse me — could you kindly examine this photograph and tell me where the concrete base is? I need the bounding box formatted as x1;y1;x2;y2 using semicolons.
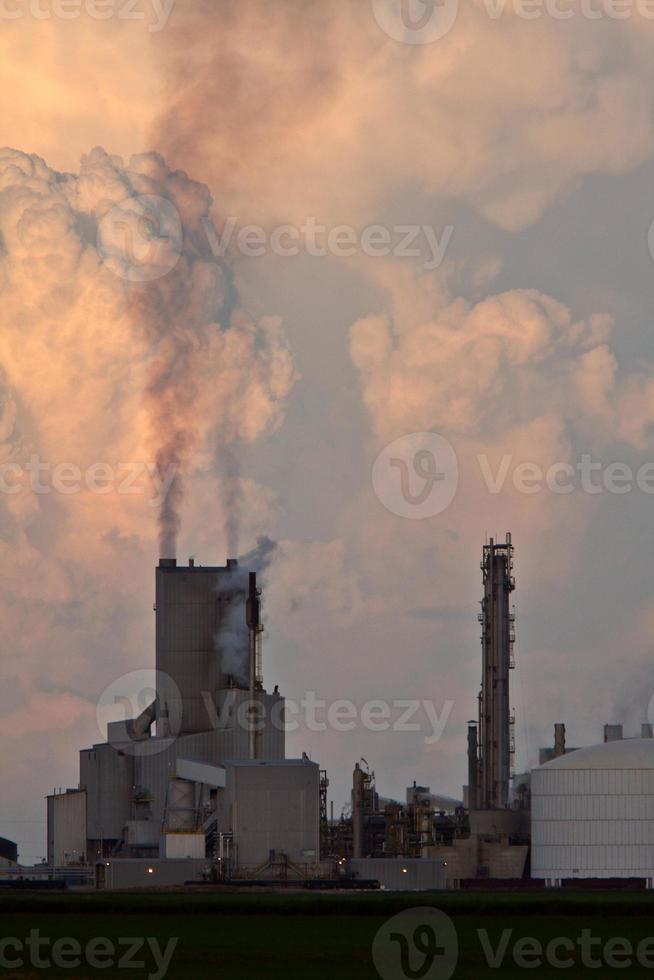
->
425;838;529;882
348;858;447;891
102;858;208;889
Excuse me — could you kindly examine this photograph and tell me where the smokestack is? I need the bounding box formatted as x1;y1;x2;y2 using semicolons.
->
352;763;365;859
246;572;261;631
246;571;263;760
553;723;566;758
604;724;623;742
478;533;515;810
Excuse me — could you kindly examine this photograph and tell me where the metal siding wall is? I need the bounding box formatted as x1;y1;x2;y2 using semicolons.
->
125;700;284;836
162;834;205;859
156;567;229;733
233;763;320;866
532;767;654;878
51;792;87;865
82;744;134;841
210;691;286;760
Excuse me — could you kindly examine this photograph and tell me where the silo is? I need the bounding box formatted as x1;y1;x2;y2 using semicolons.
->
531;739;654;883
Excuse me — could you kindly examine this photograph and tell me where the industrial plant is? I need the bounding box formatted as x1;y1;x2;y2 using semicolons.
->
0;532;652;890
45;556;319;888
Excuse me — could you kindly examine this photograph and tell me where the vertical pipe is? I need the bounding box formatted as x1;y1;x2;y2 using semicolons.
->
246;572;261;761
352;764;365;859
480;539;494;809
467;722;479;810
248;627;256;760
493;555;510;807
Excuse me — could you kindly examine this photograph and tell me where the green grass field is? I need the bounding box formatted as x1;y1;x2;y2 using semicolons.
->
1;891;654;978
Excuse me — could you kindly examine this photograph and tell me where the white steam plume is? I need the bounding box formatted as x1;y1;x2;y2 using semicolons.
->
214;536;277;687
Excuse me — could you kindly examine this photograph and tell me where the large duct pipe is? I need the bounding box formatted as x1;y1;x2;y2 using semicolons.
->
129;700;157;739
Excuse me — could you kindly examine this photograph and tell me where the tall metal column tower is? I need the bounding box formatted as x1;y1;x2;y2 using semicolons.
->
477;533;516;810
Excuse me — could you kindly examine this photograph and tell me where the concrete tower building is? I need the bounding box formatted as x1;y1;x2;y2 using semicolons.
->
155;558;265;738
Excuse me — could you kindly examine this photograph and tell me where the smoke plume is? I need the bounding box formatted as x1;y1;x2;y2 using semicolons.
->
0;146;296;560
214;536;277;686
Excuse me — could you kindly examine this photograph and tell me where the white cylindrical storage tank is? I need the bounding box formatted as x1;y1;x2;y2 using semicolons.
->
532;739;654;881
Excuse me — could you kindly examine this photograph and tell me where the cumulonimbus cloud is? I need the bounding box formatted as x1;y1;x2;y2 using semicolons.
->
0;146;296;738
152;0;654;231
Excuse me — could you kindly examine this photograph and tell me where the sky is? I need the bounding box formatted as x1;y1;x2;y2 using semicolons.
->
2;0;654;862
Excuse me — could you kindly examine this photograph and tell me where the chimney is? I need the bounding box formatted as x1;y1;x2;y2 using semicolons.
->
246;572;262;760
604;724;623;742
553;723;566;758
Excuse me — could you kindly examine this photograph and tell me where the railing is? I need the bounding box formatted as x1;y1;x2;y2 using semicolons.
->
0;866;95;885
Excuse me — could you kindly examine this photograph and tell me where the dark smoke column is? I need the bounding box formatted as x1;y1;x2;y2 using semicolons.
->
477;534;515;810
156;441;186;560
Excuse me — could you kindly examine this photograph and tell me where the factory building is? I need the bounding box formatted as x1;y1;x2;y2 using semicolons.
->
47;557;320;883
532;737;654;884
41;530;654;891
